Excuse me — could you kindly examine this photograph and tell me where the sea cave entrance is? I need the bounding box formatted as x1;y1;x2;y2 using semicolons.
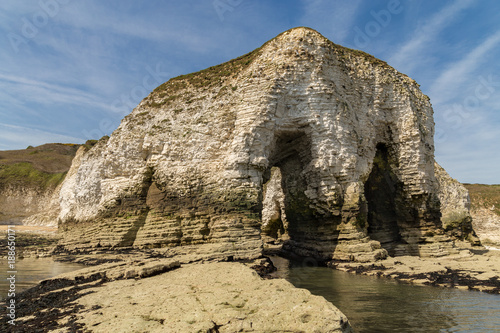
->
261;130;311;250
364;143;404;256
260;130;337;259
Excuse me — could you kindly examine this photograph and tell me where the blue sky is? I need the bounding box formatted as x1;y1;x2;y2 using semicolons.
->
1;0;499;184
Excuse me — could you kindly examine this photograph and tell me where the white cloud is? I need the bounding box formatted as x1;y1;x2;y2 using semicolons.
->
0;72;114;112
435;106;500;184
55;2;216;53
431;30;500;184
389;0;475;70
429;30;500;105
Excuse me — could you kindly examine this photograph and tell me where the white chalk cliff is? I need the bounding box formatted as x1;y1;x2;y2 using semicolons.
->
56;27;476;261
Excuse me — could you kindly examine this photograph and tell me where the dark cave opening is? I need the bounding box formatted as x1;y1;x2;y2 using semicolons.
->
365;143;403;256
261;130;312;247
260;129;341;259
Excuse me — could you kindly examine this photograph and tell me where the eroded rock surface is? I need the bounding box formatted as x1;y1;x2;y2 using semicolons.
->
57;27;470;261
434;163;476;241
0;185;57;226
261;167;288;239
470;208;500;248
329;245;500;294
6;262;352;333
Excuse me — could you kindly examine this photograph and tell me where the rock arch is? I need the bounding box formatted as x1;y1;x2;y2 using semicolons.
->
57;27;470;262
364;143;403;256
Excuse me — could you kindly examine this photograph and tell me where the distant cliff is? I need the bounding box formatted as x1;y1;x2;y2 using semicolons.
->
0;143;80;226
464;184;500;248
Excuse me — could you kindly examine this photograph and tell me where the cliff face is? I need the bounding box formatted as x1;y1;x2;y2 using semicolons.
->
434;163;475;241
0;185;57;226
57;27;465;261
0;144;80;226
464;184;500;248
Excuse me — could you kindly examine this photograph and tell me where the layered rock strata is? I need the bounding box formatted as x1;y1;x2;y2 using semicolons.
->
58;27;466;261
470;208;500;248
434;163;476;241
0;185;58;226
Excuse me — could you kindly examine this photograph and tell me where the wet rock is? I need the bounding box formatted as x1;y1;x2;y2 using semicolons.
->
329;249;500;294
6;262;353;333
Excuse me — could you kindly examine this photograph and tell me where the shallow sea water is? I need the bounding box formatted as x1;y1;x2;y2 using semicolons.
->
1;256;499;332
269;255;500;333
0;257;85;301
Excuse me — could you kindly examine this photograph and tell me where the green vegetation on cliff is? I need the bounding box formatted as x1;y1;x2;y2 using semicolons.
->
0;162;66;189
464;184;500;216
144;27;398;109
0;143;79;189
145;47;262;108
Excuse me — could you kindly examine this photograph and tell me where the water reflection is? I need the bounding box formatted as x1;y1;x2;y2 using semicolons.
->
269;256;500;333
0;257;85;301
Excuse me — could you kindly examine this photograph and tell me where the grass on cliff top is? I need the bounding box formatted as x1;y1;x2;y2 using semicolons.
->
146;27;393;109
147;47;262;108
0;143;79;173
0;162;67;189
463;184;500;216
0;143;80;189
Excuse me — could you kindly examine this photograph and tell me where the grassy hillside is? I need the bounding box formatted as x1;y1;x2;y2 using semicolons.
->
464;184;500;216
0;143;80;189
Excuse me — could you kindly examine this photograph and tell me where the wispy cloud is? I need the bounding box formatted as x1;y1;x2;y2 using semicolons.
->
55;2;217;53
431;28;500;184
0;123;84;150
389;0;476;70
0;1;499;183
0;73;114;112
429;30;500;105
437;126;500;184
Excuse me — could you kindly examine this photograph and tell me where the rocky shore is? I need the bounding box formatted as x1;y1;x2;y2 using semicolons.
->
2;27;500;332
2;255;352;333
328;244;500;294
2;232;500;332
0;226;58;258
